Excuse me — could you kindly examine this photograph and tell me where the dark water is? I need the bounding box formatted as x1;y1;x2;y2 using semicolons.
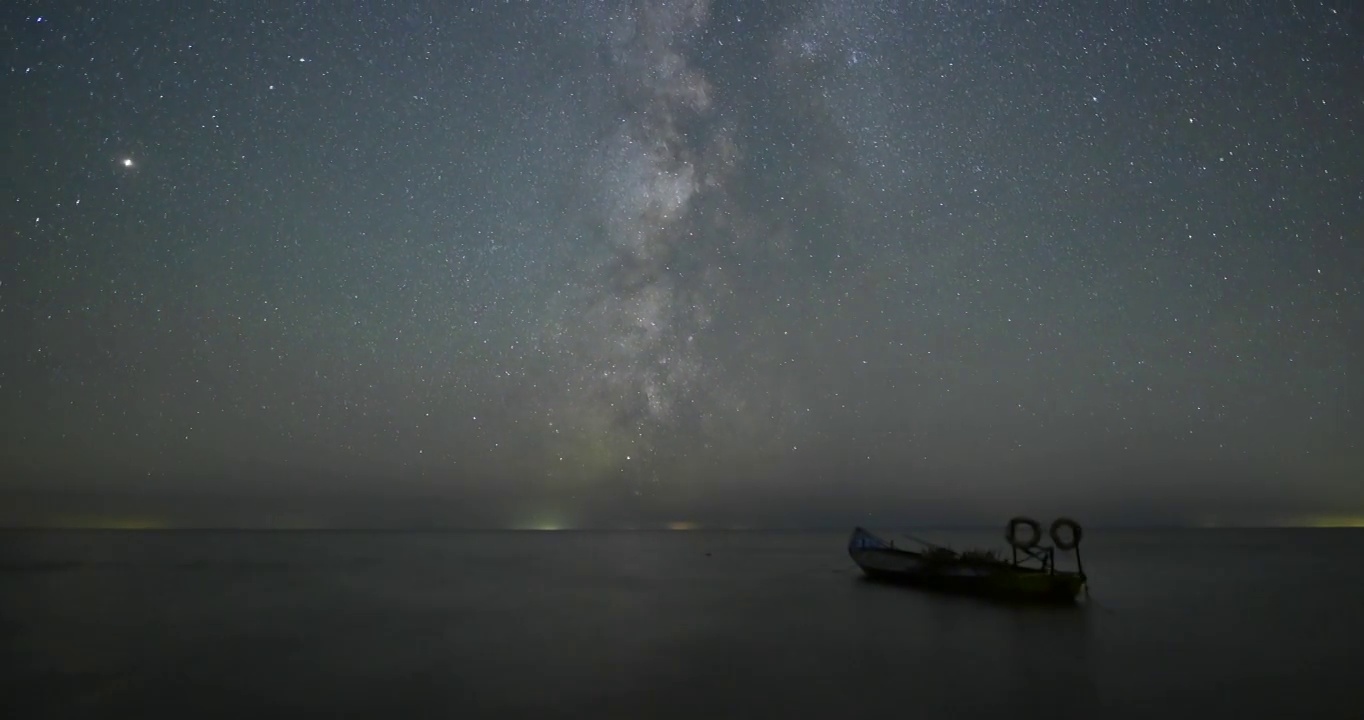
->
3;528;1361;719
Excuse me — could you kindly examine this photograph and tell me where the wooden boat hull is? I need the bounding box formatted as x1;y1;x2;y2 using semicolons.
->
848;527;1085;604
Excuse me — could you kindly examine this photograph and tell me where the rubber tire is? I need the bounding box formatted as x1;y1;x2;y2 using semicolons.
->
1050;517;1083;550
1006;516;1041;549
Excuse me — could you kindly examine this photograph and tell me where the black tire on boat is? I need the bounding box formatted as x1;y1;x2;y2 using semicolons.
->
1050;518;1083;550
1006;517;1041;549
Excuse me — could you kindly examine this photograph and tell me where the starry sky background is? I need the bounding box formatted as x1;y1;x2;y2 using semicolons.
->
3;0;1361;529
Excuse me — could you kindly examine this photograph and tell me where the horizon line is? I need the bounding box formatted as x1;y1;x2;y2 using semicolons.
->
4;522;1361;532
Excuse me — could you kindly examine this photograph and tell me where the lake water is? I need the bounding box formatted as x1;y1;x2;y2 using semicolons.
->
3;528;1361;718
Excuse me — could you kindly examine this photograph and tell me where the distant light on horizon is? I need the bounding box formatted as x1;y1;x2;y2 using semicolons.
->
514;513;572;531
1286;515;1364;529
49;515;169;530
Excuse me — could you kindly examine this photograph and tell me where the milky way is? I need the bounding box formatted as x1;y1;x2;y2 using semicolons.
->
537;0;772;497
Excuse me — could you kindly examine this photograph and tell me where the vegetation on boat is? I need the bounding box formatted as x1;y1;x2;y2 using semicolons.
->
919;545;1005;566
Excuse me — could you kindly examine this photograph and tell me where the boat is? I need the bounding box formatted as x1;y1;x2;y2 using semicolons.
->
847;517;1088;604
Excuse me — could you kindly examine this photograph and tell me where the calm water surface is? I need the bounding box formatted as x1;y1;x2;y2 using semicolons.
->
3;528;1361;718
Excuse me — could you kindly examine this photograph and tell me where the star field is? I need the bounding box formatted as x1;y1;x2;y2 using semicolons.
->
2;1;1360;528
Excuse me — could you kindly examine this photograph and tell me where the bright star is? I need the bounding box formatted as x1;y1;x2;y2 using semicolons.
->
120;157;135;168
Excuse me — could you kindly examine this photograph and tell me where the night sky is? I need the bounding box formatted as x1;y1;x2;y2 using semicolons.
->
3;1;1361;529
